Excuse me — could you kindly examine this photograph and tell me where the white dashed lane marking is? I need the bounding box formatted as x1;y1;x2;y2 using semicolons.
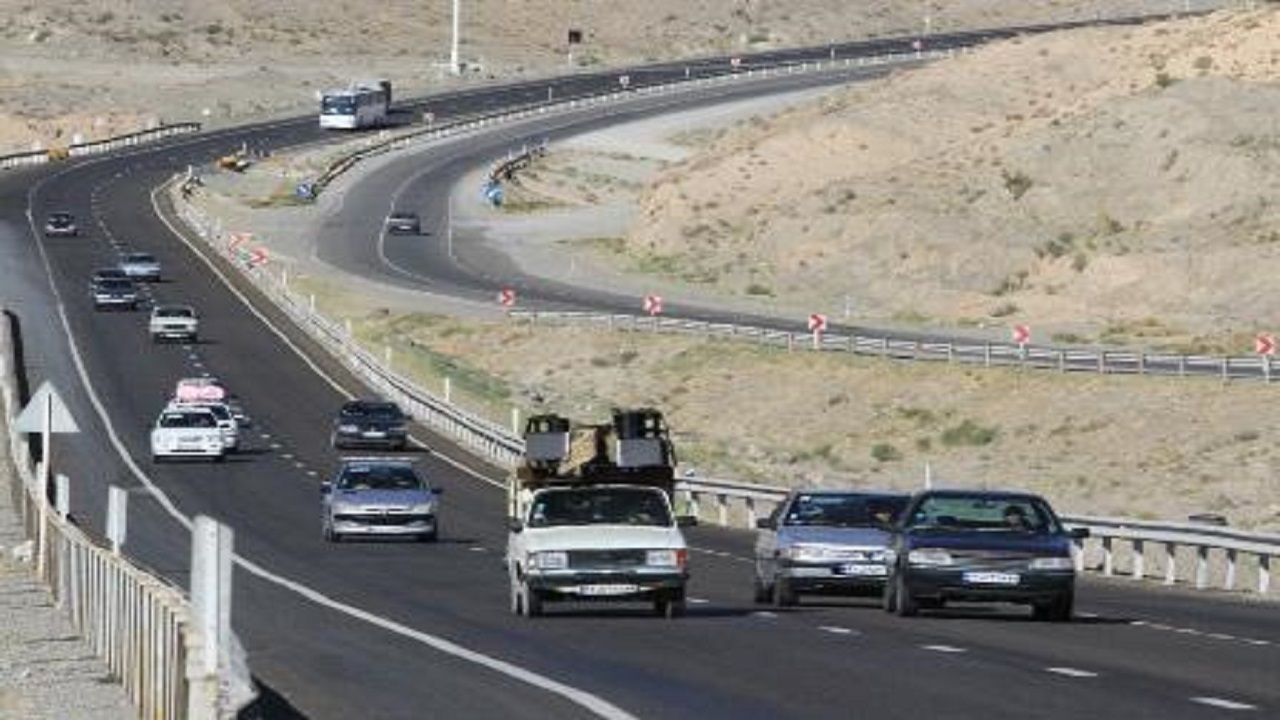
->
1191;697;1257;711
1131;620;1274;648
688;597;710;605
818;626;856;636
921;645;967;654
751;611;778;619
469;547;488;553
1045;667;1098;678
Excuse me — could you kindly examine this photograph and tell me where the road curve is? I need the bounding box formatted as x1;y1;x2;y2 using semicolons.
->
5;18;1275;720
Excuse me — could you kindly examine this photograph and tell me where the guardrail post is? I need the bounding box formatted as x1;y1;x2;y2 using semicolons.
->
1178;355;1186;376
1131;539;1144;580
1058;350;1065;373
1260;555;1272;595
1072;535;1085;572
1163;542;1177;585
1098;351;1106;374
1102;536;1114;576
983;343;991;367
1223;549;1237;591
744;496;757;530
1194;545;1209;590
717;494;728;526
1220;359;1229;383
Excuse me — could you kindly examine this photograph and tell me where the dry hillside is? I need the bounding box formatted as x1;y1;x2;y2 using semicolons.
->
622;8;1280;349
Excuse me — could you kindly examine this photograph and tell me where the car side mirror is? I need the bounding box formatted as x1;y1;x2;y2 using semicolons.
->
755;517;775;530
676;515;698;528
508;518;524;533
1069;527;1090;540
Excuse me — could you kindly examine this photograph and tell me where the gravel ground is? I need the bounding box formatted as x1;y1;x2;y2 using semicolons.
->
0;416;135;720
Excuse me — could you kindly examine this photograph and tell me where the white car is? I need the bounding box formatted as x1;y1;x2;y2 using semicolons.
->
120;251;161;281
166;400;239;451
148;304;199;343
150;407;226;462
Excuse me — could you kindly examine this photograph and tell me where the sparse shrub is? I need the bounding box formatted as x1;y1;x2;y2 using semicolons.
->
871;443;902;462
1154;71;1176;89
1002;169;1033;200
1071;252;1089;273
1192;55;1214;71
940;420;998;447
989;303;1019;318
745;282;773;297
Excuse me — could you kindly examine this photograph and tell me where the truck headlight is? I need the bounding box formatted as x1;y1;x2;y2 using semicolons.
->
907;548;954;566
532;551;568;571
646;549;686;568
1029;556;1074;571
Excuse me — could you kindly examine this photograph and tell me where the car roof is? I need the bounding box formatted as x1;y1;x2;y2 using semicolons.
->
789;489;908;498
123;251;156;260
49;211;74;218
153;304;194;312
912;488;1049;502
343;399;399;410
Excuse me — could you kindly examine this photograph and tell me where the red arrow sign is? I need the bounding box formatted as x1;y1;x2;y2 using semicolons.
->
1256;334;1275;356
1012;324;1031;345
643;294;663;316
248;247;268;268
808;313;828;333
498;287;516;308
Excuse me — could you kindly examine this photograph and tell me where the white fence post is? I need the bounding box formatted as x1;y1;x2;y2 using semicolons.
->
1163;542;1177;585
1194;545;1210;590
1260;555;1272;595
187;516;233;720
107;485;128;556
1102;537;1114;576
1131;539;1145;580
1224;549;1237;591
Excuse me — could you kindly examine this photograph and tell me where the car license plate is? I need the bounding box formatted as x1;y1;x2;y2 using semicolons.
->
363;431;386;438
578;584;639;597
962;571;1021;585
837;563;886;576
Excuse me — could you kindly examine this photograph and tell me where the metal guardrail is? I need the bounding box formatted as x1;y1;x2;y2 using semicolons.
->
0;123;201;171
513;310;1280;382
0;310;192;719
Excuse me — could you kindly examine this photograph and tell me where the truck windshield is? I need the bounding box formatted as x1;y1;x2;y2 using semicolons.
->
528;488;672;528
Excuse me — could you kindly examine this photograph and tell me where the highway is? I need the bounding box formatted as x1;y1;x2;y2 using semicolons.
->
2;17;1275;720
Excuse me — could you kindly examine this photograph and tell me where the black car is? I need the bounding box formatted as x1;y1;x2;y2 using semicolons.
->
331;400;410;450
384;212;421;235
44;211;79;237
883;489;1087;622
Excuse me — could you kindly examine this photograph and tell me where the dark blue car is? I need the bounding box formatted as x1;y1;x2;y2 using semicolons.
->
883;489;1088;621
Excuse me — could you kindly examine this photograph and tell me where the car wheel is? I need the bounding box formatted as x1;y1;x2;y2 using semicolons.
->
521;579;543;618
894;575;919;617
655;591;686;619
323;520;342;544
1033;592;1073;622
752;573;771;604
882;578;897;613
214;453;226;463
772;577;797;607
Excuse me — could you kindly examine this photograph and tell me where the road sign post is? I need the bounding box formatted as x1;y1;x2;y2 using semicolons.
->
808;313;828;350
15;382;79;578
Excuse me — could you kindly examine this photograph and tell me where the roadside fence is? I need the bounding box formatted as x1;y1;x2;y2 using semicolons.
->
0;309;253;719
0;123;202;171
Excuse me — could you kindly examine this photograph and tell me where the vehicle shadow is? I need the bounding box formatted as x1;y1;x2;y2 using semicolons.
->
897;606;1134;625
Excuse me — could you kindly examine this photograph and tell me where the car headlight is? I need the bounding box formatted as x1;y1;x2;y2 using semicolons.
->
1029;556;1074;571
907;548;954;566
532;551;568;571
646;549;687;569
337;423;359;433
781;544;829;562
410;503;435;515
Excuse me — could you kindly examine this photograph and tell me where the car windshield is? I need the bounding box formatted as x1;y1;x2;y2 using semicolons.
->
124;253;155;264
907;496;1058;534
527;488;672;528
98;279;135;291
159;412;215;428
343;403;401;421
156;307;193;318
338;465;423;491
782;493;907;528
49;213;73;225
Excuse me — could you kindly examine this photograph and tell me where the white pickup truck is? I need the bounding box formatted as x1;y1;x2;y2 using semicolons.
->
507;483;692;618
150;406;226;462
149;304;199;343
505;409;695;619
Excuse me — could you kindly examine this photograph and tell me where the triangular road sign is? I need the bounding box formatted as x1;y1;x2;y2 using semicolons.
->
14;381;79;434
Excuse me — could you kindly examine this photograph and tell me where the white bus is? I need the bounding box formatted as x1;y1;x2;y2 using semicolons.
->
319;81;390;130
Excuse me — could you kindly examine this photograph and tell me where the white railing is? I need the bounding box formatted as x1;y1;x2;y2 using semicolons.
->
0;309;251;719
513;310;1280;382
0;123;201;171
